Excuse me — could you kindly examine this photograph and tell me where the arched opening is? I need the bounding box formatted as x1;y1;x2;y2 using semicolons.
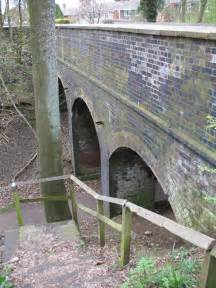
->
72;98;100;178
109;147;168;217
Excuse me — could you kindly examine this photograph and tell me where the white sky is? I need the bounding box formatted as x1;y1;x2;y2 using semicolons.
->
2;0;115;12
55;0;114;10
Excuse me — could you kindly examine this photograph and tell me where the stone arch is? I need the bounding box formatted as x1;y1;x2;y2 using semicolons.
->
72;97;101;178
108;131;170;217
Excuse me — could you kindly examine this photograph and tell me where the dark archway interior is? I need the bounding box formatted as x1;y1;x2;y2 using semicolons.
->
72;98;101;178
109;147;168;217
58;78;67;112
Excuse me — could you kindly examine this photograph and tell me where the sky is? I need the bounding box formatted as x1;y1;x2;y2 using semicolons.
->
2;0;115;12
55;0;114;10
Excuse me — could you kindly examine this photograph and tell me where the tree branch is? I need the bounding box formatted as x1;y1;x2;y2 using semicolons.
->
0;73;38;140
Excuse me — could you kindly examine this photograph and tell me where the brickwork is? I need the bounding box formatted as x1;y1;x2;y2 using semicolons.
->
57;25;216;236
110;147;163;217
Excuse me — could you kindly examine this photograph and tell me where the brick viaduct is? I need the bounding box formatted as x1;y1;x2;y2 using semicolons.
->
56;24;216;236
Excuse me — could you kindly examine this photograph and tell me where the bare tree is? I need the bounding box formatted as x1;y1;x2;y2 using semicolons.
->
5;0;13;40
79;0;105;24
28;0;71;222
14;0;24;63
180;0;187;22
0;0;3;32
197;0;208;23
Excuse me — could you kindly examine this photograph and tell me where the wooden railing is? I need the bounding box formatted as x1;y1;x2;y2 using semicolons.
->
8;174;216;288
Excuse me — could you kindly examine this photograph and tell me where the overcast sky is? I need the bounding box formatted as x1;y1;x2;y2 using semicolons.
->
55;0;114;10
2;0;115;11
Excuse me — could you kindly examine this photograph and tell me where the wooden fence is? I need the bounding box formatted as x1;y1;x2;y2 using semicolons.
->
9;174;216;288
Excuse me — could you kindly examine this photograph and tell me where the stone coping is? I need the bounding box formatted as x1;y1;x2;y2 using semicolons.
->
56;23;216;40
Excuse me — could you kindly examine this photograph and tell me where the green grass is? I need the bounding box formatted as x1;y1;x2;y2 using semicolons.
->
121;248;200;288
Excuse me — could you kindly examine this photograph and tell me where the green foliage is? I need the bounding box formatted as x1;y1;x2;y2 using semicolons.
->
0;275;14;288
206;115;216;130
121;249;200;288
198;164;216;174
203;0;216;24
138;0;164;22
55;18;70;24
0;265;14;288
204;196;216;205
55;4;64;19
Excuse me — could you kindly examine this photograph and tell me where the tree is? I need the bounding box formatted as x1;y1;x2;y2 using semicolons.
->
138;0;164;22
203;0;216;23
79;0;105;24
0;0;3;32
28;0;71;222
180;0;187;22
13;0;24;63
55;3;63;19
197;0;208;22
5;0;13;40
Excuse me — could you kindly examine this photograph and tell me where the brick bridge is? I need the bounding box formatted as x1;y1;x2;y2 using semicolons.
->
56;24;216;236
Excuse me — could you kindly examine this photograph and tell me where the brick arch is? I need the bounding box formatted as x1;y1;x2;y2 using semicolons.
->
108;131;162;187
108;131;174;217
71;96;101;178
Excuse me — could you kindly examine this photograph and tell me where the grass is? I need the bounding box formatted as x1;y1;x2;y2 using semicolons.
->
120;248;201;288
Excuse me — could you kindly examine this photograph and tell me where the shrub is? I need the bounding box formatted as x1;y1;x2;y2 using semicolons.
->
121;249;200;288
55;18;70;24
0;275;14;288
102;19;114;24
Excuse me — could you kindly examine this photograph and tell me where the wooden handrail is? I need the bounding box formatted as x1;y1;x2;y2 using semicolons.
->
70;175;126;205
77;203;122;233
126;202;216;251
9;174;216;251
7;173;216;285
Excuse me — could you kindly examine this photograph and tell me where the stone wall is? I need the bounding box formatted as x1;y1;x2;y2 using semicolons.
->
56;24;216;236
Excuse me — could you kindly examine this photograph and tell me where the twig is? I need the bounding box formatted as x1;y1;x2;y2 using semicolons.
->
0;73;37;140
13;152;37;181
0;132;9;143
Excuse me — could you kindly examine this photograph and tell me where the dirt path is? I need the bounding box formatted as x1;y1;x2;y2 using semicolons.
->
9;221;128;288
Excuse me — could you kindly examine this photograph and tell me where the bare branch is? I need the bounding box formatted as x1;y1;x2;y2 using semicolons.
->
0;73;37;139
79;0;106;24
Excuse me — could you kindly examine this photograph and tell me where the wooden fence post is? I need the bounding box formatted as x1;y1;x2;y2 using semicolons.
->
97;198;105;247
12;183;24;226
69;183;79;231
199;247;216;288
120;203;132;266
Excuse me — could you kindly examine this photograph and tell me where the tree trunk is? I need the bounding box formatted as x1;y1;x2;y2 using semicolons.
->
197;0;208;23
17;0;23;63
6;0;13;40
181;0;187;22
28;0;71;222
0;0;3;32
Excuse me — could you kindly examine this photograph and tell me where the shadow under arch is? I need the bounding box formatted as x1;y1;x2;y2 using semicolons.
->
72;98;101;179
58;77;68;112
108;132;171;217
